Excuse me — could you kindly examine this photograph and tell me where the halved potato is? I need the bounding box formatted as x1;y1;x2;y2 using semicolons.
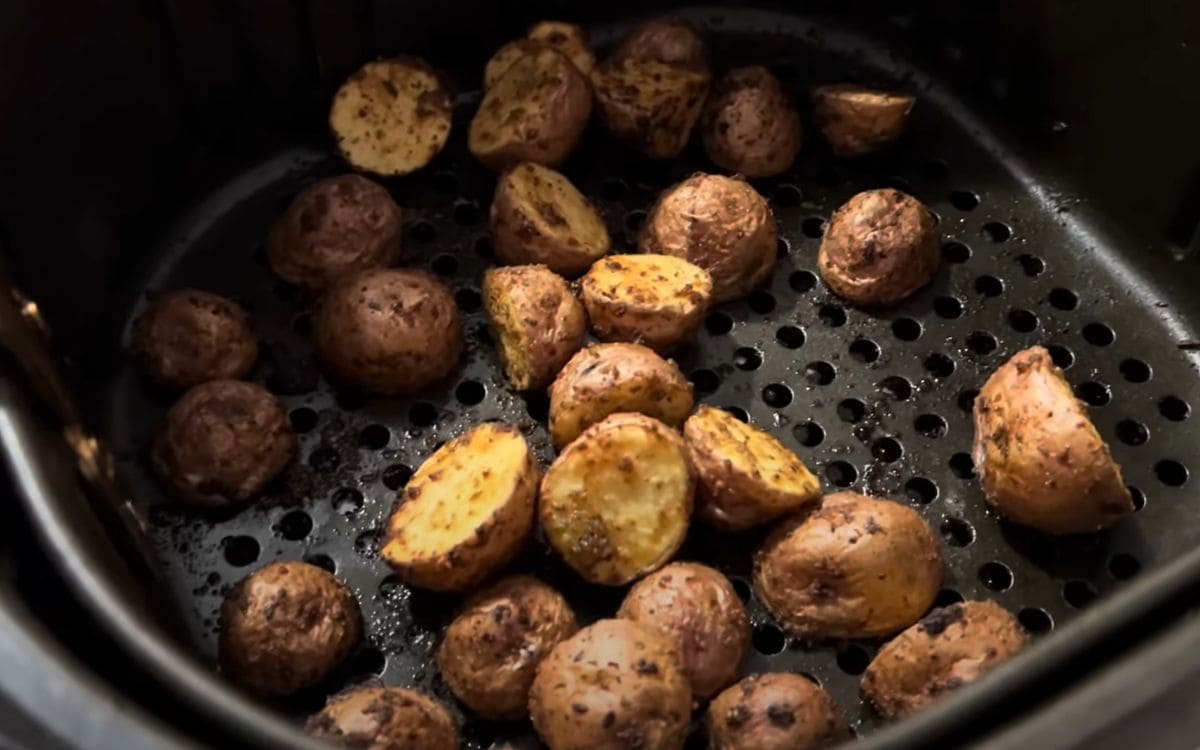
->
330;57;453;177
579;254;714;351
811;84;915;157
483;39;545;91
591;59;710;160
540;413;694;585
683;405;821;530
483;22;594;91
381;423;538;591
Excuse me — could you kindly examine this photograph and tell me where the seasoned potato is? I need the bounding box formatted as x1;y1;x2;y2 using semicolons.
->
131;289;256;389
579;254;713;351
973;346;1134;534
490;162;610;277
529;618;692;750
483;265;586;391
469;47;592;171
683;406;821;530
818;188;939;306
528;21;596;77
436;576;578;719
591;59;710;160
381;423;538;591
612;16;709;68
483;39;547;90
702;66;803;179
862;601;1027;719
754;493;943;639
707;673;849;750
307;687;458;750
330;57;453;177
618;562;749;699
548;343;694;449
812;84;915;157
641;174;777;303
540;413;693;585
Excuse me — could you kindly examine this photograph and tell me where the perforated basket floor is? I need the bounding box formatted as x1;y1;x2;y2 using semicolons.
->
92;9;1200;748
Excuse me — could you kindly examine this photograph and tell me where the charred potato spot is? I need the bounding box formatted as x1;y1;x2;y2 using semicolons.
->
591;59;710;160
580;254;714;351
306;687;459;750
483;264;586;390
707;673;849;750
702;66;803;179
812;84;915;157
131;289;257;389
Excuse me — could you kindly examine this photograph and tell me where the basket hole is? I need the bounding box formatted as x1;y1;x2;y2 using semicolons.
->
431;254;458;276
408;221;437;243
690;369;720;395
524;392;550;421
776;237;790;258
304;554;336;574
942;241;971;263
966;331;998;355
289;407;318;433
885;175;914;193
381;464;413;491
1129;485;1146;511
1063;580;1097;609
1109;553;1141;580
455;288;481;313
1116;419;1149;446
1048;345;1075;369
734;347;763;371
974;275;1004;297
940;517;975;547
790;270;817;293
802;217;826;238
924;353;955;378
1074;381;1111;406
776;326;805;349
892;317;922;341
935;589;965;608
1159;395;1190;421
879;375;913;400
949;190;979;211
849;338;880;363
455;380;485;406
473;236;493;259
221;536;259;566
1018;608;1053;635
762;383;793;408
923;157;950;180
905;477;938;504
748;290;777;314
309;447;340;472
1083;322;1115;346
949;452;976;478
409;402;438;426
979;561;1013;591
805;361;836;385
837;399;866;423
706;312;733;335
624;209;647;232
730;577;752;603
1119;359;1151;383
753;624;785;654
774;184;802;206
722;406;750;423
1008;309;1038;332
600;178;628;200
351;646;386;676
793;421;825;447
277;510;312;541
825;461;857;487
957;388;979;412
1049;288;1078;310
1017;254;1044;276
332;487;364;514
355;529;380;558
453;201;480;226
819;304;847;327
836;645;871;675
1155;459;1188;487
871;436;903;462
983;222;1011;242
934;296;964;319
915;413;948;438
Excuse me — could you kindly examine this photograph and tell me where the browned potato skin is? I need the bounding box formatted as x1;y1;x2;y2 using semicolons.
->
313;269;463;395
973;346;1134;534
307;687;459;750
267;174;403;292
131;290;256;389
529;618;692;750
528;21;596;77
641;174;777;303
818;188;939;306
702;66;803;179
707;673;849;750
152;380;295;507
812;84;915;157
436;576;578;719
754;493;944;639
612;16;709;68
483;265;586;391
618;562;750;700
862;601;1028;719
590;59;710;160
219;561;361;696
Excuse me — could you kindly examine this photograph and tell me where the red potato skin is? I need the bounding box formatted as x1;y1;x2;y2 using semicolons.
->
306;687;459;750
707;673;850;750
131;289;257;389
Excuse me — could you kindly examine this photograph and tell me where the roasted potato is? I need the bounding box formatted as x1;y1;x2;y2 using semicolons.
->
548;342;694;449
754;492;944;639
618;562;749;699
973;346;1134;534
529;618;692;750
267;174;403;292
528;21;596;77
702;66;803;179
818;188;939;306
862;601;1028;719
812;84;915;157
483;264;587;391
640;173;777;303
381;423;537;591
219;561;361;696
707;673;849;750
307;687;459;750
312;269;463;395
484;39;546;91
469;46;592;171
683;405;821;531
579;254;713;351
131;289;256;389
612;16;709;68
591;59;709;160
436;575;578;719
489;162;610;277
330;57;453;177
540;413;694;585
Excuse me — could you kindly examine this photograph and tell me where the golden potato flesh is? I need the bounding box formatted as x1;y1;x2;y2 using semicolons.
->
306;687;458;750
812;84;915;157
483;39;546;90
707;673;849;750
973;346;1134;534
754;493;943;639
483;264;586;391
579;254;713;351
683;406;821;530
702;66;803;179
528;21;595;77
591;58;710;160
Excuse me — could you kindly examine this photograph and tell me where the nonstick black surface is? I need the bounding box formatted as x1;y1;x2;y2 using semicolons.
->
89;8;1200;747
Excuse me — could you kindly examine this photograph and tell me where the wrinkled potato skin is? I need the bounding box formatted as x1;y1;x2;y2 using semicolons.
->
306;687;459;750
579;254;714;351
591;60;710;160
862;601;1028;719
483;265;586;391
754;493;944;639
702;67;803;179
707;673;849;750
618;562;749;699
529;619;692;750
818;188;939;306
267;175;403;292
812;84;915;157
219;562;362;696
437;576;578;719
131;290;257;389
973;346;1134;534
641;174;777;303
528;21;596;77
613;16;709;68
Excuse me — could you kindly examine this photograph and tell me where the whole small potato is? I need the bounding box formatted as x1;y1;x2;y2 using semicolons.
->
307;687;458;750
483;264;587;391
707;673;849;750
579;254;713;351
973;346;1134;534
612;16;709;68
131;289;256;389
529;618;692;750
640;173;777;303
312;269;463;395
436;576;578;719
618;562;749;699
219;561;362;696
862;601;1028;719
528;21;596;77
812;84;915;157
267;174;403;292
702;66;803;179
818;188;939;306
754;493;943;639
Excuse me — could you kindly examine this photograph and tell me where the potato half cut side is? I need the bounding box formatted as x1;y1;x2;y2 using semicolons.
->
528;21;596;77
382;423;538;591
482;264;586;391
591;59;710;160
580;254;713;351
811;84;915;157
